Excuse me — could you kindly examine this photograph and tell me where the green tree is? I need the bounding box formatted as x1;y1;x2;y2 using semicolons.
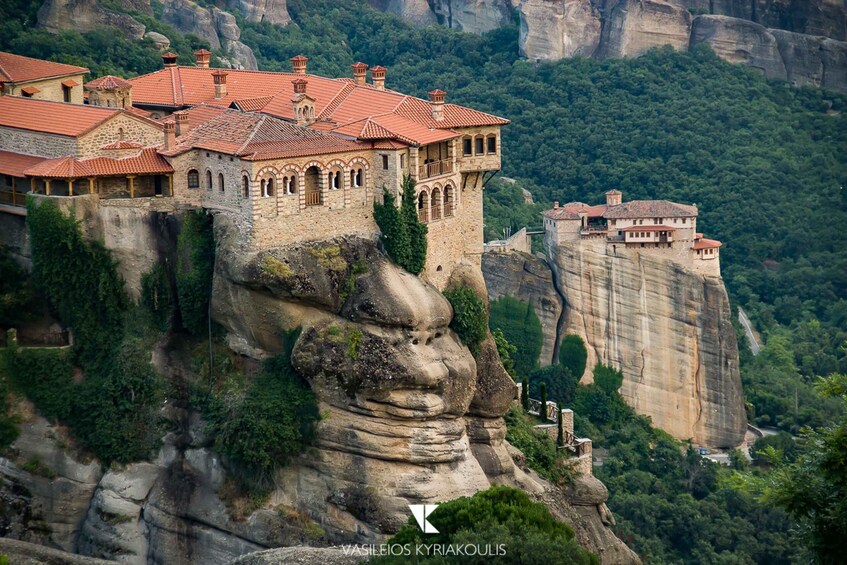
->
559;335;588;380
443;286;487;354
593;363;623;396
492;328;517;377
399;175;427;275
373;188;410;269
529;364;579;406
490;296;543;376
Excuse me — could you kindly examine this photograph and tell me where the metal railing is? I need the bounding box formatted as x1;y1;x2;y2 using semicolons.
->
418;159;453;180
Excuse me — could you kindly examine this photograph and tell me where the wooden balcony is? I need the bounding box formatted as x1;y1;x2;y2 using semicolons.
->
305;190;322;206
418;159;453;180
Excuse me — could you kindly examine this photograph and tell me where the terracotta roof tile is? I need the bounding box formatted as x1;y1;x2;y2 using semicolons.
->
603;200;697;219
232;95;273;112
693;238;722;250
622;225;678;232
0;51;88;84
86;148;173;175
61;79;79;88
85;75;132;90
0;150;45;177
21;86;40;95
0;96;118;137
24;156;95;178
102;140;143;150
543;207;581;220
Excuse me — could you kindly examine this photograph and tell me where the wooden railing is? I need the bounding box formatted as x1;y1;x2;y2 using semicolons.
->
418;159;453;180
305;190;322;206
0;189;24;207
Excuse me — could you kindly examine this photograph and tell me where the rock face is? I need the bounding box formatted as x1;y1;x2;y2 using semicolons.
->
597;0;693;59
519;0;603;59
482;250;564;366
545;240;745;448
226;0;290;25
690;15;786;78
38;0;147;39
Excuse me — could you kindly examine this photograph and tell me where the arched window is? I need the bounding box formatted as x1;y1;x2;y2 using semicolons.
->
356;168;363;188
283;175;297;195
265;177;274;197
261;179;266;196
187;169;200;189
431;188;442;220
486;135;496;154
205;170;213;190
474;136;484;155
329;171;341;190
350;168;363;188
218;173;225;192
242;175;250;198
417;190;429;223
444;185;454;217
305;166;321;206
350;170;356;188
118;127;125;141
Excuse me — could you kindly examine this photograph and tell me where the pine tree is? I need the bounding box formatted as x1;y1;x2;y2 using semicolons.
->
399;175;427;275
521;377;529;411
373;187;410;268
540;382;548;421
556;401;564;447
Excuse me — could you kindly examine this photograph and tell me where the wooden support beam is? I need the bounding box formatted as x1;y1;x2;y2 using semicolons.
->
168;174;173;197
88;177;95;194
68;178;75;197
128;175;135;198
45;179;51;196
11;177;16;206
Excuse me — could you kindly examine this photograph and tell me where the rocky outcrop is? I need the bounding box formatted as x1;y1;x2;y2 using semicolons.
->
230;546;365;564
597;0;693;58
546;240;746;448
0;537;112;564
482;250;564;366
37;0;147;39
519;0;603;59
690;15;786;79
773;29;847;90
226;0;291;25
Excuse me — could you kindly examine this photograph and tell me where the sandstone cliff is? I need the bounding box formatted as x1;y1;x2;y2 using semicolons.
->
544;241;746;448
482;250;564;366
0;209;639;564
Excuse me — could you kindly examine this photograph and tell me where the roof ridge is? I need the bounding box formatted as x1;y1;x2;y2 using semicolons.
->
236;113;266;155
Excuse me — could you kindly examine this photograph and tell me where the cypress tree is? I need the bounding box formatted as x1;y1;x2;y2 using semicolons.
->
521;377;529;411
399;175;427;274
540;383;548;421
374;187;410;268
556;401;564;447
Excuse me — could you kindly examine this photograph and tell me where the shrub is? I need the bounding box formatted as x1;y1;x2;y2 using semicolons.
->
443;286;487;355
399;175;427;275
176;210;215;336
529;364;579;406
490;296;543;376
593;363;623;395
559;334;587;380
0;246;35;327
492;328;517;377
141;263;174;332
375;486;596;564
504;406;573;485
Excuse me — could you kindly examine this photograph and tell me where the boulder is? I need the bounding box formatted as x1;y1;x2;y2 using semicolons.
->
144;31;171;51
598;0;692;58
226;0;291;25
691;15;787;80
37;0;146;38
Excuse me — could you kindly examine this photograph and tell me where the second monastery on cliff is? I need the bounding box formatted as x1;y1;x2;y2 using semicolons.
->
0;50;506;288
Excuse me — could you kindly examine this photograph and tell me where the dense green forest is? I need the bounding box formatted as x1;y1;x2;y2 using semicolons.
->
2;0;846;561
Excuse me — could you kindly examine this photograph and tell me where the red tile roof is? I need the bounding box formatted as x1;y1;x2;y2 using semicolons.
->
128;66;508;146
24;156;95;178
84;75;132;90
161;109;364;161
0;150;45;177
61;79;79;88
0;96;118;136
101;140;143;150
603;200;697;219
20;86;40;95
160;104;228;136
86;148;173;175
0;51;88;84
693;238;722;250
543;202;608;220
622;225;678;232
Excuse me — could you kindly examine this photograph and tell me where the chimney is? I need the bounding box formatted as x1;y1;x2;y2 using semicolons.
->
371;65;386;90
605;190;622;206
194;49;211;68
292;78;307;95
427;89;446;121
174;111;188;136
212;69;228;99
163;121;175;150
290;55;308;74
554;201;559;209
162;52;178;68
352;62;368;86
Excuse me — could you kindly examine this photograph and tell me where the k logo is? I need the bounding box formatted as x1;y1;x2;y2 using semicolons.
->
409;504;439;534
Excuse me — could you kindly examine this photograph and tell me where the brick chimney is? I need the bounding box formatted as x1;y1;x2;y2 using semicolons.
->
605;189;622;206
290;55;308;74
194;49;211;68
371;65;386;90
554;201;559;209
174;111;188;136
292;78;307;95
212;69;228;99
427;89;446;121
162;52;178;68
352;62;368;86
163;121;175;149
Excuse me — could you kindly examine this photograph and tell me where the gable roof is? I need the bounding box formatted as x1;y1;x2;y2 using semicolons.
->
0;51;88;84
602;200;697;219
0;96;118;137
24;156;96;178
128;65;508;146
0;150;46;177
161;109;364;161
84;75;132;90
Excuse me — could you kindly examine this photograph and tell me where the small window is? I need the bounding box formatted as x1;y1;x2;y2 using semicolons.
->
474;137;484;155
205;170;213;190
218;173;225;192
462;138;472;156
356;168;363;188
188;169;200;189
400;154;406;169
64;84;73;102
487;135;496;154
266;178;274;196
242;175;249;198
382;155;389;170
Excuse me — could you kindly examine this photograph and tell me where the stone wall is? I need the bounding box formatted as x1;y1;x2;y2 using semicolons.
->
0;126;76;158
5;74;86;104
77;113;163;158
